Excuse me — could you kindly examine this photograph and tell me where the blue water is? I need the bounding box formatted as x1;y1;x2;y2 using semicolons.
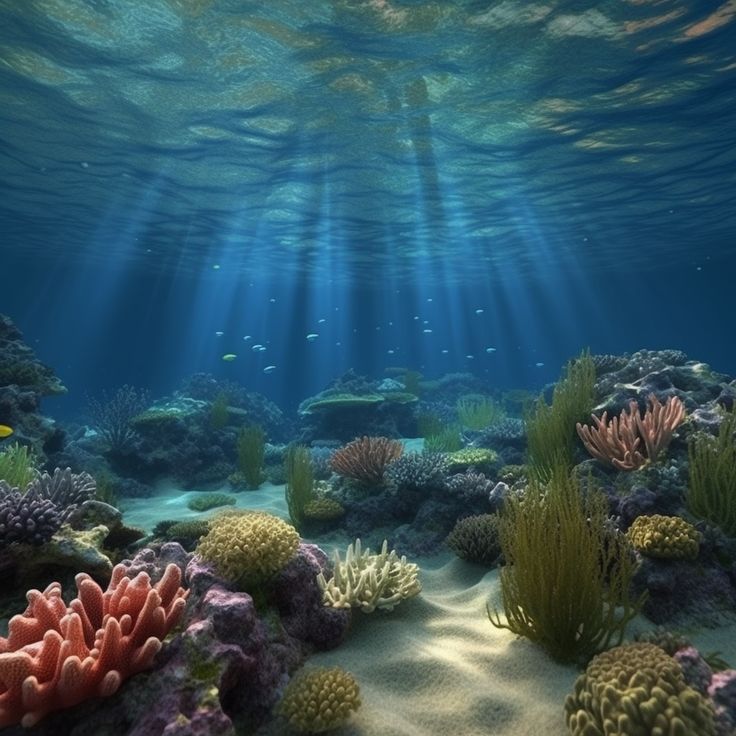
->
1;1;735;414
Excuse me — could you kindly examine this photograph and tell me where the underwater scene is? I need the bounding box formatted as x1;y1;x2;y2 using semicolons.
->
1;1;736;734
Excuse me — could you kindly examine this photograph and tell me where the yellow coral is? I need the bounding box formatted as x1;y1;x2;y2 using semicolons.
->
279;667;361;734
303;498;345;521
565;642;715;736
195;510;299;585
627;514;700;560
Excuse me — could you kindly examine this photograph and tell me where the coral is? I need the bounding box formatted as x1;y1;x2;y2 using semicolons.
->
25;467;97;520
278;667;361;734
303;497;344;521
187;493;237;513
446;514;502;566
195;511;299;586
576;394;685;471
0;562;188;728
456;394;505;430
165;520;211;548
384;451;449;492
564;642;715;735
285;444;315;531
0;488;62;548
709;670;736;736
627;514;701;560
317;539;421;613
445;469;494;503
446;447;497;470
330;436;403;486
302;394;384;413
0;442;37;489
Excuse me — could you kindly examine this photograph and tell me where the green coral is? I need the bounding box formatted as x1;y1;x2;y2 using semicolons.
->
627;514;701;560
565;642;715;735
488;463;644;664
446;514;502;566
302;394;384;412
165;519;211;548
196;510;300;586
446;447;498;470
187;492;237;512
279;667;361;734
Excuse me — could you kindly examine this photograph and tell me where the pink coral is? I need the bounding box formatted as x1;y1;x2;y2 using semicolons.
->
0;563;188;728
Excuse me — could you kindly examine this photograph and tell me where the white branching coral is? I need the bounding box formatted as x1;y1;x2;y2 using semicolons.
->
317;538;421;613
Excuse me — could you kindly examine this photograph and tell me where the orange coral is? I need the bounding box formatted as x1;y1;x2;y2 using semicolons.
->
0;563;188;728
576;394;685;470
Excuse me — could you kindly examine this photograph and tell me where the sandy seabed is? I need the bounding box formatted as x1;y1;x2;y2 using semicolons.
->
123;483;736;736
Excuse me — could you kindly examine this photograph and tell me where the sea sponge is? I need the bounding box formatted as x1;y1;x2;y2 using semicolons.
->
445;514;502;566
196;510;299;585
565;642;715;736
627;514;701;560
279;667;361;734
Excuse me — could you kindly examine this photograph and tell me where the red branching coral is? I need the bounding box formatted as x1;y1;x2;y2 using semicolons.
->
0;563;188;728
330;435;404;485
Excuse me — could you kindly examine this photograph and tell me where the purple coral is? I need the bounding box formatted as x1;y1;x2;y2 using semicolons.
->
0;485;62;547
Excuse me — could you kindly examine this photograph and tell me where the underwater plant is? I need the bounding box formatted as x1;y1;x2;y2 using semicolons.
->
446;514;502;566
687;406;736;537
209;391;230;429
488;463;644;664
525;350;596;483
423;424;462;453
285;444;315;531
0;441;37;488
279;667;361;734
237;425;266;489
86;384;150;453
456;394;505;430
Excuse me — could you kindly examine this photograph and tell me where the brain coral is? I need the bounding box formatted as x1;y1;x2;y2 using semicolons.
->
279;667;361;734
627;514;701;560
565;642;715;736
196;510;299;585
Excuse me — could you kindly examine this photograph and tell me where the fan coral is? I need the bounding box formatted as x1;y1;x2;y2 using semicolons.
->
627;514;701;560
0;563;188;728
279;667;361;734
196;511;300;586
330;436;403;485
317;539;421;613
565;642;715;735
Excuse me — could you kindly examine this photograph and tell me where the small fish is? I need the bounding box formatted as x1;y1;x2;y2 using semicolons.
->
258;346;266;352
535;362;545;367
215;331;224;337
441;349;449;354
475;309;484;315
306;333;319;341
263;365;276;373
427;298;433;302
243;335;252;341
0;424;13;438
251;344;264;351
222;354;237;361
423;329;433;334
485;347;497;353
269;298;276;303
318;318;326;324
212;264;221;270
466;354;475;359
387;349;395;355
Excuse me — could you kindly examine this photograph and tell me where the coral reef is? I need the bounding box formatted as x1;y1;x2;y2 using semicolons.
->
187;492;237;513
627;514;701;560
330;436;404;486
445;514;502;566
564;642;715;735
278;667;361;734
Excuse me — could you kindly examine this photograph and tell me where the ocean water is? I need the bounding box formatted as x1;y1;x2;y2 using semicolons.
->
1;0;734;412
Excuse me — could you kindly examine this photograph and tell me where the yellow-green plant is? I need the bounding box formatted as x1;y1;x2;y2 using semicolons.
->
456;394;505;430
424;424;462;452
285;445;314;532
237;425;266;490
0;442;37;489
209;391;230;429
687;405;736;536
488;463;644;664
525;350;596;483
416;411;443;438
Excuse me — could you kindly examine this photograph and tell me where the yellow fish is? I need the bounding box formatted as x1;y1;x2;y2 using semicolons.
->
0;424;13;438
222;354;237;361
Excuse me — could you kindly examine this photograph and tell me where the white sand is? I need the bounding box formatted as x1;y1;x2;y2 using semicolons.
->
121;483;736;736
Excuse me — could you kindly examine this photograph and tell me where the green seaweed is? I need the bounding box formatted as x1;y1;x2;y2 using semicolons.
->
187;492;237;513
0;442;37;489
237;425;266;489
284;444;314;532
